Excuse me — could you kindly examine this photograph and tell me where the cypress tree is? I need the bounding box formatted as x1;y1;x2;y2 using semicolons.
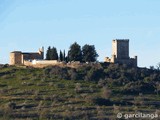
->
46;46;51;60
63;50;66;61
59;50;63;61
51;47;58;60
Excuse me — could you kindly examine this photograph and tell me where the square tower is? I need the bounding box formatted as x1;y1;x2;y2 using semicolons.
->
112;39;129;59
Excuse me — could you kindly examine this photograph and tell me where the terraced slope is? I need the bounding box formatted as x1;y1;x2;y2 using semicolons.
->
0;65;160;119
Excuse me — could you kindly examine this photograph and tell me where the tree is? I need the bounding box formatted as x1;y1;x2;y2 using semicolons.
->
59;50;63;61
46;46;58;60
46;46;51;60
68;42;82;62
82;44;98;62
150;66;155;70
63;50;66;61
51;47;58;60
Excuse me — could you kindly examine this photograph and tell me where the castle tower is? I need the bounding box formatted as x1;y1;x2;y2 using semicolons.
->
105;39;137;67
38;47;44;59
10;51;22;65
112;39;129;59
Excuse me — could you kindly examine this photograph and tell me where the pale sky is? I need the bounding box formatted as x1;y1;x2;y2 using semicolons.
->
0;0;160;67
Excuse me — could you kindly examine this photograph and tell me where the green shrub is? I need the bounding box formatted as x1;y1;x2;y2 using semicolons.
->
123;81;155;94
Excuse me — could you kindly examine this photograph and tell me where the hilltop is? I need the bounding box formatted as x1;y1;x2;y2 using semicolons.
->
0;63;160;119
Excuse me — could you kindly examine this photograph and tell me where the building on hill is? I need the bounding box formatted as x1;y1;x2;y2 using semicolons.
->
10;47;44;65
105;39;137;67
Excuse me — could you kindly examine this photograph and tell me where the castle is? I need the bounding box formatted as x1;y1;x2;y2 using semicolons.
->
105;39;137;67
10;47;44;65
9;39;137;67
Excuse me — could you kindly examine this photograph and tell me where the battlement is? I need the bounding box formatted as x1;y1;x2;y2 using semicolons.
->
113;39;129;42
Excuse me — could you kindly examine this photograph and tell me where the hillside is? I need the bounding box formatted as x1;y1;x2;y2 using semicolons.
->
0;63;160;119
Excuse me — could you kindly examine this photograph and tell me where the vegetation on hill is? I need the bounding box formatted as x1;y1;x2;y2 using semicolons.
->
45;42;98;63
68;42;83;62
0;64;160;119
46;46;58;60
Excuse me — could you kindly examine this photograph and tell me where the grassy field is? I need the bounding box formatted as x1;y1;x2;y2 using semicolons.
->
0;65;160;120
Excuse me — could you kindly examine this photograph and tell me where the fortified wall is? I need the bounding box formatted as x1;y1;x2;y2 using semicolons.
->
10;47;44;65
9;47;85;68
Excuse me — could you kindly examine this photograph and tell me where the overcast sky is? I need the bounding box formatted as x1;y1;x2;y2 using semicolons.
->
0;0;160;67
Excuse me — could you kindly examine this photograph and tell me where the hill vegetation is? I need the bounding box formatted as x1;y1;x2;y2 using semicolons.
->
46;42;98;63
0;63;160;119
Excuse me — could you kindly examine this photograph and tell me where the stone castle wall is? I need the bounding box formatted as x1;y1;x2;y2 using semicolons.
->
10;48;44;65
105;39;137;67
112;39;129;59
10;52;22;65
